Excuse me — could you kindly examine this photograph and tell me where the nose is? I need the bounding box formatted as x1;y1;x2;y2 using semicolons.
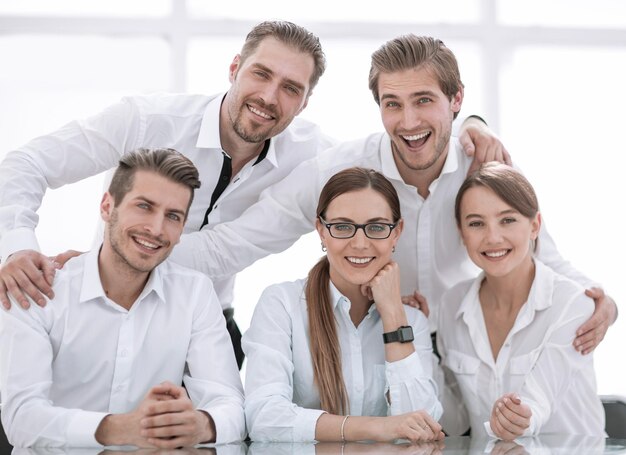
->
350;227;370;249
260;81;279;106
402;106;422;130
144;213;164;236
485;223;503;243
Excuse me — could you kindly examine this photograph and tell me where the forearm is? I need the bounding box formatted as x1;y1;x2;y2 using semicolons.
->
315;414;383;442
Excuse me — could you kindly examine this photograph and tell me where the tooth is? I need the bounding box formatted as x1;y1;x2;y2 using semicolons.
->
485;250;507;258
135;238;158;249
249;105;272;119
347;257;373;264
403;131;429;141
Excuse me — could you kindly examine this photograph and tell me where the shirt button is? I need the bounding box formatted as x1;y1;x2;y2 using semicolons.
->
115;385;123;392
120;349;129;357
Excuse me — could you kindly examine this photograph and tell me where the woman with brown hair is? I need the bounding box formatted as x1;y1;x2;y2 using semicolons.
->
438;162;605;440
243;167;442;443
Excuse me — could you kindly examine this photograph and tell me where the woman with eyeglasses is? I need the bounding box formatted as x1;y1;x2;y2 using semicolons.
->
243;167;443;443
438;162;605;440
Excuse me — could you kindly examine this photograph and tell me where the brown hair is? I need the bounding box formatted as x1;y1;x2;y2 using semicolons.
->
240;20;326;93
455;162;540;250
306;167;401;415
368;35;463;118
108;148;201;219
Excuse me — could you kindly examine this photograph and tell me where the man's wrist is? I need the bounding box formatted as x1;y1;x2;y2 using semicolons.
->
95;413;129;446
198;410;216;443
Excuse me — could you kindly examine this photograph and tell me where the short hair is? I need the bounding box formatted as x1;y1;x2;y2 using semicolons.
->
108;148;201;218
239;20;326;93
455;162;540;250
368;35;464;118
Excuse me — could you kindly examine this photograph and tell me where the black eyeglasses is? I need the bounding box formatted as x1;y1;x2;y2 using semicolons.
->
319;217;397;239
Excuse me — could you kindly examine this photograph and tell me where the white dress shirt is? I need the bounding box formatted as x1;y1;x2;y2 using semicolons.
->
437;260;605;438
0;248;245;447
242;278;442;442
180;133;597;330
0;92;335;308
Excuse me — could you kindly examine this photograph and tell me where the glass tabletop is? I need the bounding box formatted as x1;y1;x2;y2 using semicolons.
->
9;436;626;454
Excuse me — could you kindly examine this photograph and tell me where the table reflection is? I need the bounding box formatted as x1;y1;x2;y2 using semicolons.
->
11;443;246;455
9;436;626;455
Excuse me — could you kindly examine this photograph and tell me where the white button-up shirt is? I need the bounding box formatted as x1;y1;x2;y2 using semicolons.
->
0;248;245;447
242;278;442;442
437;260;605;438
0;93;335;308
184;133;596;330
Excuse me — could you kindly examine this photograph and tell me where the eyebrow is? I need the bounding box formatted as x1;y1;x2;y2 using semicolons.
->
252;63;306;92
325;216;393;223
464;209;518;219
380;90;439;102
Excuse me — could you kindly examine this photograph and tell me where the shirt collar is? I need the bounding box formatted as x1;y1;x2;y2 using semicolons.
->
195;92;277;168
329;280;377;316
78;246;166;307
455;259;554;321
196;93;225;150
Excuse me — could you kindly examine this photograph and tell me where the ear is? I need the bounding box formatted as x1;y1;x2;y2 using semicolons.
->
229;55;241;83
530;212;542;240
392;218;404;240
315;217;327;243
451;86;464;114
296;94;310;115
100;192;114;222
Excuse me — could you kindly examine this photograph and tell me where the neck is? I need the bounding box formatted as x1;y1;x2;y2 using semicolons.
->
98;245;150;311
330;275;373;327
394;143;449;199
481;257;536;312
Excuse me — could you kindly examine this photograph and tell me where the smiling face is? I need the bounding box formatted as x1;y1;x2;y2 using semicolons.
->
316;188;402;294
223;37;314;145
378;66;462;174
100;170;190;277
458;185;541;279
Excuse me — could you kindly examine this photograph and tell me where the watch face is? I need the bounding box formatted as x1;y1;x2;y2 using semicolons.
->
399;326;414;342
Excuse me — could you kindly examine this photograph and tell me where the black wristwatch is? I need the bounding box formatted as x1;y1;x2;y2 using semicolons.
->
382;326;414;344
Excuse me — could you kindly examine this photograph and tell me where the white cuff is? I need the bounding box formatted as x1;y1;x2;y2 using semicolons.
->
0;228;40;262
66;410;109;447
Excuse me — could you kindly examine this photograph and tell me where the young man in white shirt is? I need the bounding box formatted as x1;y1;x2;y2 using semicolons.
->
165;34;617;354
0;21;504;367
0;148;245;448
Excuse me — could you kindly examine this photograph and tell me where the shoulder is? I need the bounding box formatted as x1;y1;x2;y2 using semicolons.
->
316;132;386;170
278;117;336;147
249;278;308;332
536;260;594;318
439;277;476;321
257;278;307;311
157;260;217;303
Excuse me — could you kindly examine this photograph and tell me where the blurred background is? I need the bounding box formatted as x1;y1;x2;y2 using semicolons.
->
1;0;624;394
